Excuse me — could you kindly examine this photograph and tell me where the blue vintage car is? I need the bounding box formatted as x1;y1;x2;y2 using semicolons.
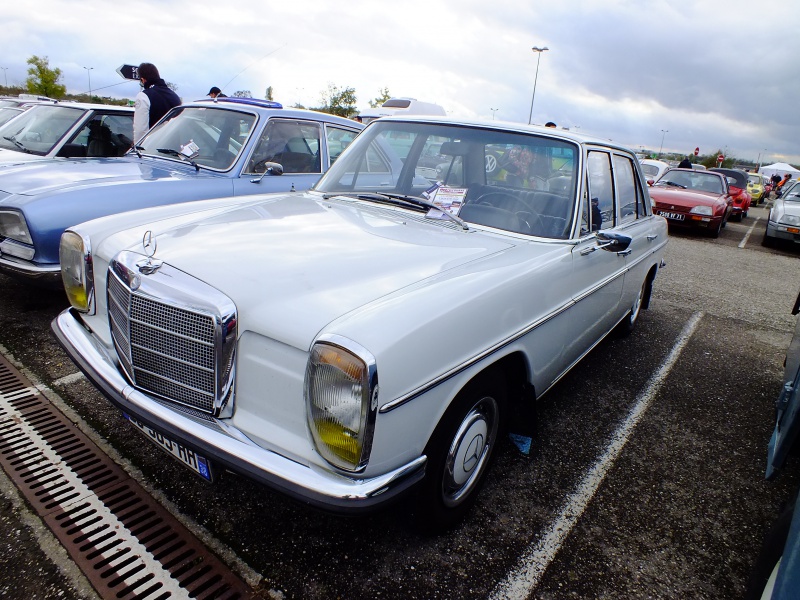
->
747;290;800;599
0;98;362;286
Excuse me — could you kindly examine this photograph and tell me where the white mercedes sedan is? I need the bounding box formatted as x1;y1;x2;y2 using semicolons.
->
52;115;668;530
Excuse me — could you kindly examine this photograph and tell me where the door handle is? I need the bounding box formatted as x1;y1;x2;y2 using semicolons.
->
580;246;596;255
617;249;632;256
647;234;658;241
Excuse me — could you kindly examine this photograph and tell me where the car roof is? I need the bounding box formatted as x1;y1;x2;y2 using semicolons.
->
367;114;636;153
710;167;747;186
183;98;362;128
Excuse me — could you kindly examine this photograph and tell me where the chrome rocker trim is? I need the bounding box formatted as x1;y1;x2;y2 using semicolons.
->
51;308;426;513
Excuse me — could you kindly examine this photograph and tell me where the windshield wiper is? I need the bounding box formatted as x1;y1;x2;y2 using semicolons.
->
323;192;469;230
3;135;30;153
156;148;202;172
659;181;687;189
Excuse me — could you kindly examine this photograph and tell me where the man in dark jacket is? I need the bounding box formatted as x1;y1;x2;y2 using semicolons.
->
133;62;181;142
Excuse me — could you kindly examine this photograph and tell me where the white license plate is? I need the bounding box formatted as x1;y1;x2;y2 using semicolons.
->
124;413;213;481
658;211;685;221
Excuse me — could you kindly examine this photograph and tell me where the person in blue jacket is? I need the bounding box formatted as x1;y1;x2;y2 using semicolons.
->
133;62;181;143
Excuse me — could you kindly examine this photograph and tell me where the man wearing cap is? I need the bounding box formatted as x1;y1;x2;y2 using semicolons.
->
133;62;181;143
207;86;227;98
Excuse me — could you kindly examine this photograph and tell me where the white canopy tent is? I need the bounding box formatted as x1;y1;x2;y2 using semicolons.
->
759;162;800;179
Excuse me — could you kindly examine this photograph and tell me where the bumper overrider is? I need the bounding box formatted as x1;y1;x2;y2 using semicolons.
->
51;308;426;513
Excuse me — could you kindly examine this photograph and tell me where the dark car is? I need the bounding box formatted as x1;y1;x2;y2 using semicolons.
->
746;290;800;599
710;168;752;220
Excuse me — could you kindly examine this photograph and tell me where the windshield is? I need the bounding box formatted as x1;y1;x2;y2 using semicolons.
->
641;164;659;177
138;106;257;171
0;107;23;128
314;120;580;239
0;105;84;155
656;170;724;194
748;174;761;185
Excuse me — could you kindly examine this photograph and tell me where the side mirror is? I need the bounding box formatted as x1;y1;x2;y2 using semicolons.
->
596;231;632;252
250;162;283;183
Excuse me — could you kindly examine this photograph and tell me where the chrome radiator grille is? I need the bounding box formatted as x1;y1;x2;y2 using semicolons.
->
107;254;237;416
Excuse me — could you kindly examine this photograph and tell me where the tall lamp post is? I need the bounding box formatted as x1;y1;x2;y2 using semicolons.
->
756;149;767;171
490;107;498;120
527;46;549;125
658;129;668;158
83;66;93;99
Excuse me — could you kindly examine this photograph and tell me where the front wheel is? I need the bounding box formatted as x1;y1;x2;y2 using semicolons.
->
617;276;651;336
415;374;506;532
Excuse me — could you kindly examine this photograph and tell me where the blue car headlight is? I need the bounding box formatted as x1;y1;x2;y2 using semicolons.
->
0;210;35;260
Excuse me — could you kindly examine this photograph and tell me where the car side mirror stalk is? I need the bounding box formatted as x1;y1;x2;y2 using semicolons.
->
250;162;284;183
596;231;632;253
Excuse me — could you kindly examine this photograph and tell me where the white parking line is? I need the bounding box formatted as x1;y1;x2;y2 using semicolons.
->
490;312;704;600
738;216;761;249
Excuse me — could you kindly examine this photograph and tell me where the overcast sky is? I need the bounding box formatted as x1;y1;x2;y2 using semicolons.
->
5;0;799;166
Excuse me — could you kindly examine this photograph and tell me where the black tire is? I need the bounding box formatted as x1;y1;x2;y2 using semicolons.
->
710;218;723;238
415;372;506;532
762;233;776;248
744;493;796;599
617;275;652;336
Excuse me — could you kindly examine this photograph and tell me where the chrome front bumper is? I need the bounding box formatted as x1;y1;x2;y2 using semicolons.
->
0;254;62;287
51;308;426;513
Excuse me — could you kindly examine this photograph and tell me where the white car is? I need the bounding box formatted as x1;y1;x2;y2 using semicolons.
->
52;116;668;529
639;158;670;183
764;180;800;246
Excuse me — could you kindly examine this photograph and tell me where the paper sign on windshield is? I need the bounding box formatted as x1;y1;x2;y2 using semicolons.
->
424;184;468;219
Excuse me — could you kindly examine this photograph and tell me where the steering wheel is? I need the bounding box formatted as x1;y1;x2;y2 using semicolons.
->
471;192;544;235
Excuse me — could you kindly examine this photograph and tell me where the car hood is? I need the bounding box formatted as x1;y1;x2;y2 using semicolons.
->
103;193;523;350
0;148;49;166
0;156;212;196
649;186;724;207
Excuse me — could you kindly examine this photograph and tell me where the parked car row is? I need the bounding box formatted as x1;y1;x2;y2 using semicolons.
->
0;97;362;286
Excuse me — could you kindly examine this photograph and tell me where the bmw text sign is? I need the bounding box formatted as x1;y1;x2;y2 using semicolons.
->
116;64;140;80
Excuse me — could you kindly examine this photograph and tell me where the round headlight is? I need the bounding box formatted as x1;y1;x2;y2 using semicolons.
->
60;230;95;314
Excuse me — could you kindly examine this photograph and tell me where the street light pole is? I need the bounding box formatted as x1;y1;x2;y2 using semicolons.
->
658;129;668;158
756;149;767;171
490;108;498;120
83;66;93;99
527;46;549;125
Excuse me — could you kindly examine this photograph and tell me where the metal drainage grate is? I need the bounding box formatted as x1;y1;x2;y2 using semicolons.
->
0;354;253;599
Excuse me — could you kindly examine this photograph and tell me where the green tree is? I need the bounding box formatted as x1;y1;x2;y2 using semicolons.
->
25;55;66;98
319;84;357;117
368;87;391;108
265;86;274;101
233;90;252;98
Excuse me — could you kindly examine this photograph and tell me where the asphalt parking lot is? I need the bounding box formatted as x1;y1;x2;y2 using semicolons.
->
1;203;799;599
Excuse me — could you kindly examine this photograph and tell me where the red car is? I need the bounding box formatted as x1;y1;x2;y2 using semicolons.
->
710;168;751;220
649;168;733;237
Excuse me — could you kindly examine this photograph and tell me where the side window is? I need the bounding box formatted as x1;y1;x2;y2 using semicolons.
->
246;119;322;174
325;126;357;165
68;113;134;158
613;154;645;224
587;151;615;231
